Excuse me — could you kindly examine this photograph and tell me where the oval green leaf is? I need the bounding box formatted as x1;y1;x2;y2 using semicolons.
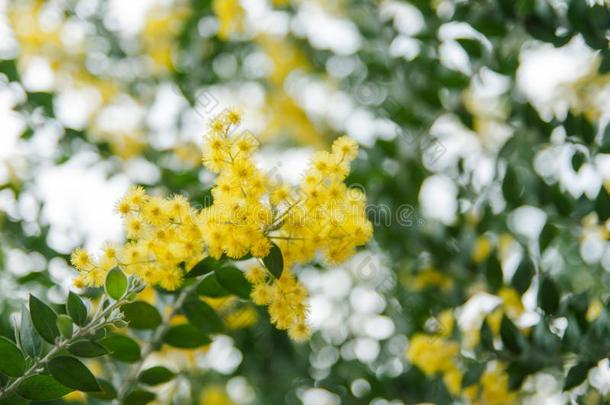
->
100;334;141;363
197;272;229;297
48;356;101;392
215;267;251;299
124;389;156;405
68;340;108;358
122;301;162;330
0;392;29;405
56;314;73;338
262;243;284;278
538;277;560;315
29;294;59;344
19;304;42;358
484;253;502;292
0;337;25;377
88;378;117;400
17;375;73;400
105;268;128;300
564;361;594;391
67;292;88;326
499;315;522;354
182;297;224;334
511;256;534;295
184;256;222;278
164;324;211;349
138;366;175;386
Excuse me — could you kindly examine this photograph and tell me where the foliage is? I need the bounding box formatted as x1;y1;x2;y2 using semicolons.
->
1;0;610;404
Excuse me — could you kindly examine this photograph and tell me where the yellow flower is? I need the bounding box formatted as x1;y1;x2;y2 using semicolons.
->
406;334;459;375
472;235;493;263
477;366;517;405
332;136;359;161
412;267;453;291
288;320;311;341
251;283;275;305
71;249;91;271
498;287;524;318
212;0;245;40
200;386;234;405
225;306;258;329
245;266;267;284
443;366;463;396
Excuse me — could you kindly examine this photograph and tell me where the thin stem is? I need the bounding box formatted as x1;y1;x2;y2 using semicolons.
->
0;293;132;400
114;284;197;404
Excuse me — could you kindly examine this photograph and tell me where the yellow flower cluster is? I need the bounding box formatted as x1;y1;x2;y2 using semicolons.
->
247;266;309;340
406;334;460;376
406;312;517;404
212;0;245;40
72;188;202;291
72;109;372;339
200;110;371;267
141;5;190;73
472;366;518;405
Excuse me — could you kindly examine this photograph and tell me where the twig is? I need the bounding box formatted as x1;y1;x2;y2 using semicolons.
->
0;294;131;400
114;284;196;404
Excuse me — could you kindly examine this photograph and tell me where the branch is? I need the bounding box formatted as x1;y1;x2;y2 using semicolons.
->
114;284;197;404
0;294;131;400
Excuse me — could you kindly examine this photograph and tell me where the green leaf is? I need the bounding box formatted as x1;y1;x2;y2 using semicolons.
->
539;223;558;252
67;292;88;326
17;375;73;400
564;112;595;144
0;392;28;405
56;314;73;338
600;49;610;74
480;320;495;351
263;243;284;278
484;253;502;292
88;378;117;400
0;337;26;377
28;91;54;116
456;38;483;59
502;167;523;207
19;304;42;358
48;356;101;392
506;363;527;390
500;315;522;354
124;389;156;405
182;296;224;334
532;321;561;352
122;301;162;330
164;324;211;349
571;150;586;172
567;292;589;332
538;277;560;315
215;267;252;299
564;361;594;390
100;334;141;363
29;294;59;344
462;363;485;388
138;366;175;386
184;256;222;278
511;256;534;295
595;186;610;222
562;315;583;351
197;272;230;297
105;268;128;300
68;340;109;358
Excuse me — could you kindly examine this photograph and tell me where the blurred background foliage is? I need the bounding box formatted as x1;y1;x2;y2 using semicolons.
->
1;0;610;404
